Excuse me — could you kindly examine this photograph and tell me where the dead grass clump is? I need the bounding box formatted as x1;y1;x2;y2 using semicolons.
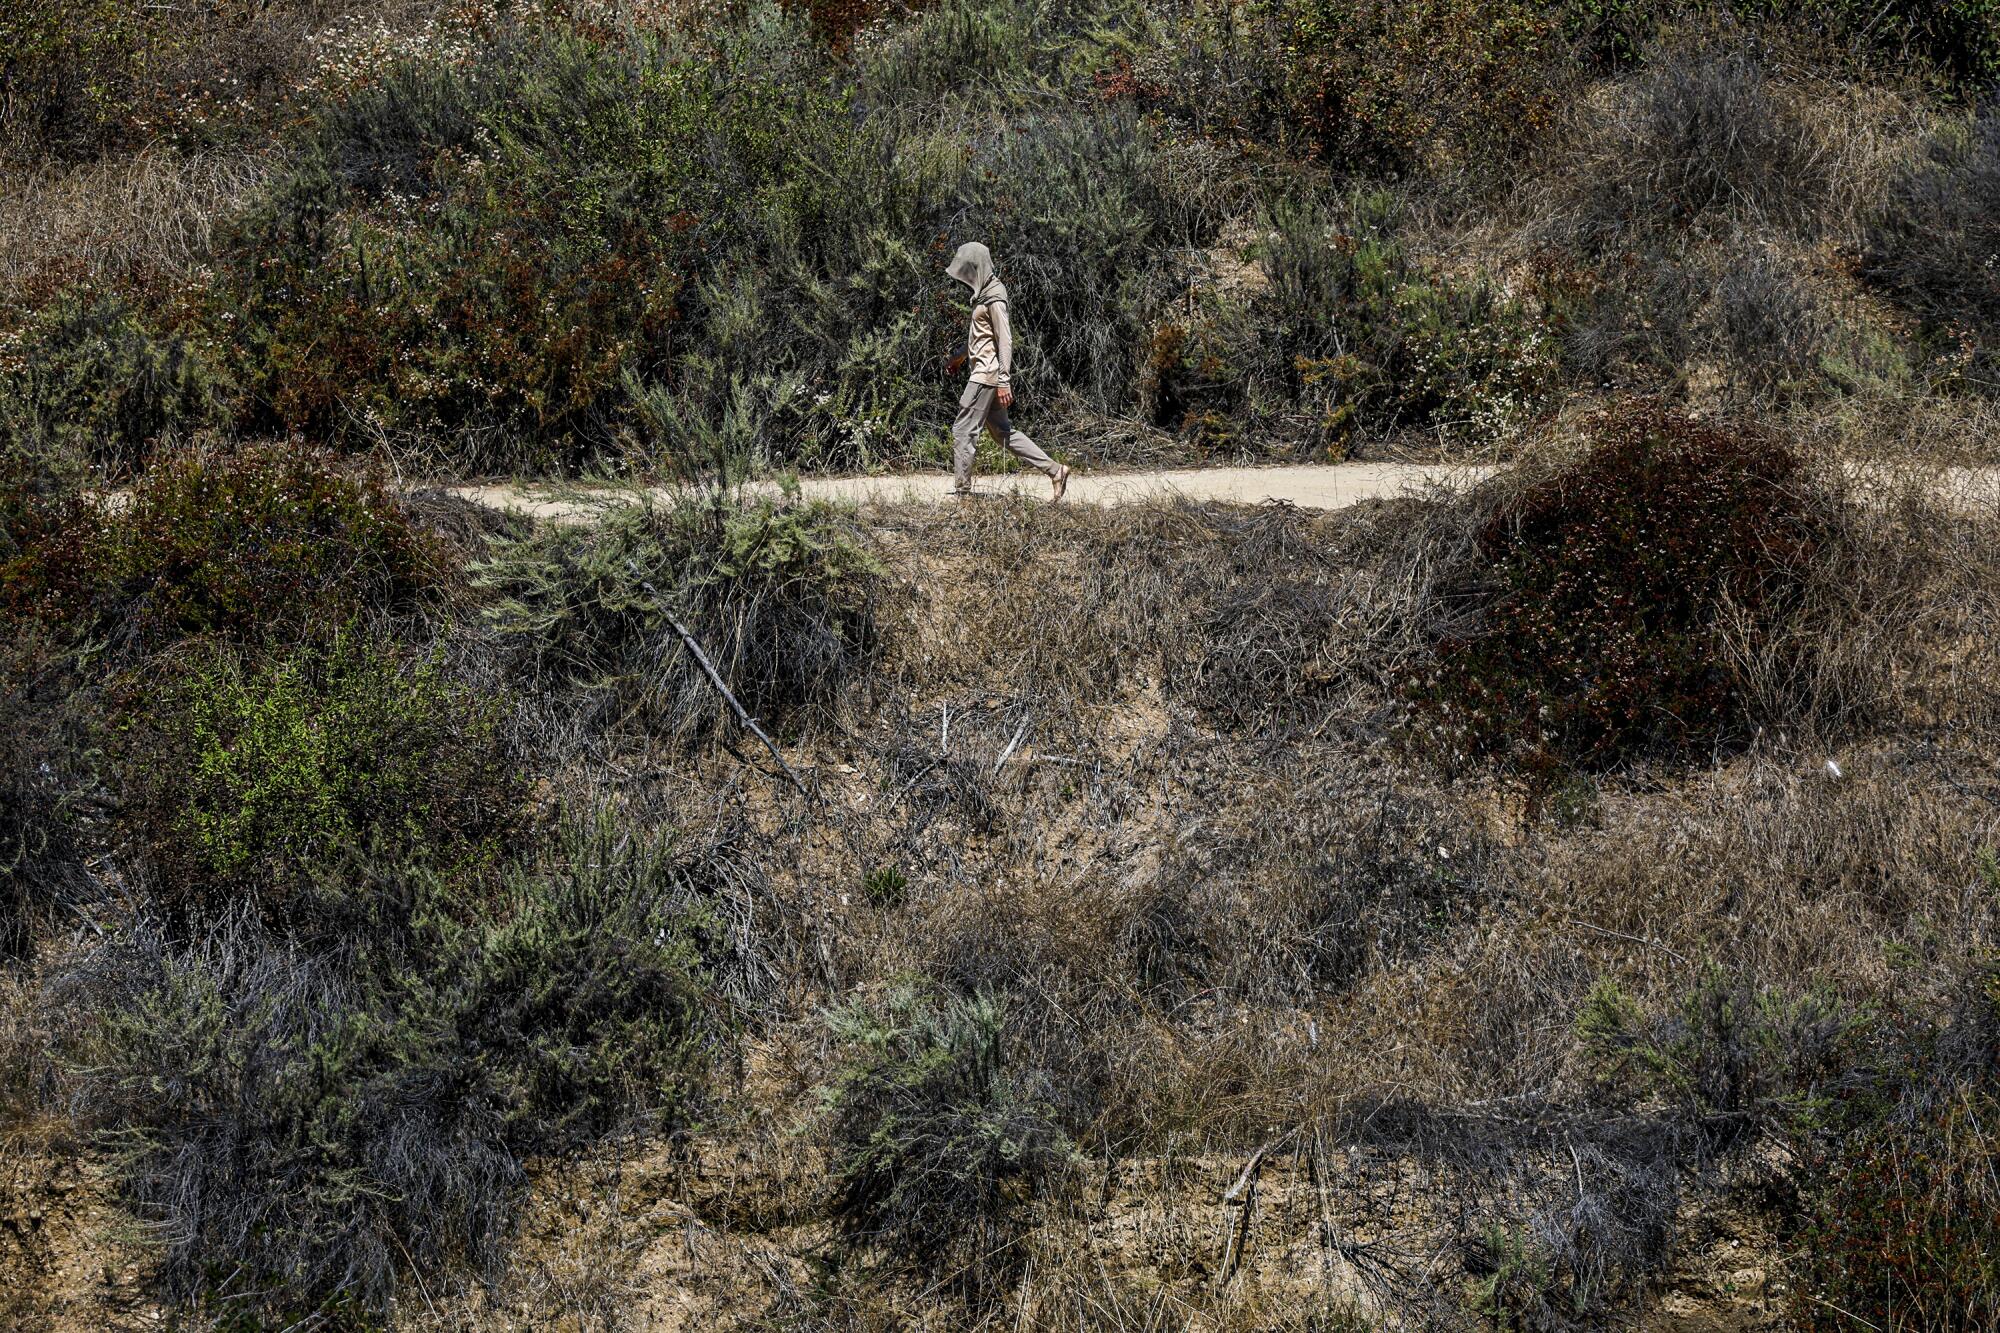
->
1863;101;2000;391
1539;752;2000;1006
877;495;1480;736
0;150;266;302
1550;50;1826;247
1149;770;1502;1006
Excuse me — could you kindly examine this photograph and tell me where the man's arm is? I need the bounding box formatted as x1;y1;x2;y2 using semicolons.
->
991;299;1015;406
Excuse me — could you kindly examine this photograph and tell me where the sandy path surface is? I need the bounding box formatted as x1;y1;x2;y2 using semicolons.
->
449;463;1491;521
447;461;2000;522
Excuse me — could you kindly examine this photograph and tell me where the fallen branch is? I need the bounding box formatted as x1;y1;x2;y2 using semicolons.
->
630;563;810;798
1567;918;1688;965
992;714;1032;774
1218;1128;1299;1288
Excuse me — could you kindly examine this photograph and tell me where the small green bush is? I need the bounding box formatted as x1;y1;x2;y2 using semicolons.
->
1864;105;2000;393
0;626;98;962
821;984;1072;1300
1256;190;1558;451
477;489;882;742
0;439;95;624
1575;971;1860;1131
1410;403;1827;786
0;291;222;476
1786;967;2000;1331
126;632;513;933
465;812;718;1150
91;445;434;647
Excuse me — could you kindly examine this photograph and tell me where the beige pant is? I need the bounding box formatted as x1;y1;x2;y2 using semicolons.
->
953;382;1059;489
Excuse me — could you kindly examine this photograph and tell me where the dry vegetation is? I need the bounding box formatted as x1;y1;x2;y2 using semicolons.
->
5;0;2000;1329
8;424;2000;1328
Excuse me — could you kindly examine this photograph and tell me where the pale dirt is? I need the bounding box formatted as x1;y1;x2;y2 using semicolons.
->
446;463;1493;523
448;460;2000;524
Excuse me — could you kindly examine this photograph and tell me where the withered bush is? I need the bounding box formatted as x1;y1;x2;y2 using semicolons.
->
1864;103;2000;391
0;626;98;962
64;806;723;1323
1556;49;1825;245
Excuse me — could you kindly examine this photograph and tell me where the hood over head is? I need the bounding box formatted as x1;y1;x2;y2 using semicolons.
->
947;242;995;297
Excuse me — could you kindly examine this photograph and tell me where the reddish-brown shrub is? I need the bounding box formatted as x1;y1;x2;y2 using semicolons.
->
3;446;435;648
1410;402;1826;786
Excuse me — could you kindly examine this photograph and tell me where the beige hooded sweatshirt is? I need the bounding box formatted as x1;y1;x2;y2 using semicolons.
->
947;241;1015;387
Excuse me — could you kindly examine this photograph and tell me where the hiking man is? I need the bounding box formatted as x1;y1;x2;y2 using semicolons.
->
946;242;1070;501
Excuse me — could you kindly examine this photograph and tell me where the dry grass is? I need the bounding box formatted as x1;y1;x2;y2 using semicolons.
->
727;481;2000;1322
9;475;2000;1325
0;150;268;303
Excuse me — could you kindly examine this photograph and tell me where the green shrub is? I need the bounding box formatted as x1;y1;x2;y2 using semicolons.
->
1255;190;1558;451
194;7;1230;473
0;0;439;162
1864;105;2000;393
89;445;434;647
1410;403;1827;787
821;984;1072;1300
1575;971;1861;1131
1274;0;1575;174
0;626;98;962
0;292;222;476
477;489;882;742
1556;0;2000;85
465;811;719;1150
75;917;523;1319
1786;967;2000;1331
0;438;95;623
212;19;859;472
0;0;159;158
126;632;513;934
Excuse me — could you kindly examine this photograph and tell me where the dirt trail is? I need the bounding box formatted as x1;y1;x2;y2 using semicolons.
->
448;463;1489;521
448;460;2000;521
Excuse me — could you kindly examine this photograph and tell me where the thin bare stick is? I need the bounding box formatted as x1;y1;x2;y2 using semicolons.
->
992;714;1032;774
1567;918;1689;965
630;564;810;798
